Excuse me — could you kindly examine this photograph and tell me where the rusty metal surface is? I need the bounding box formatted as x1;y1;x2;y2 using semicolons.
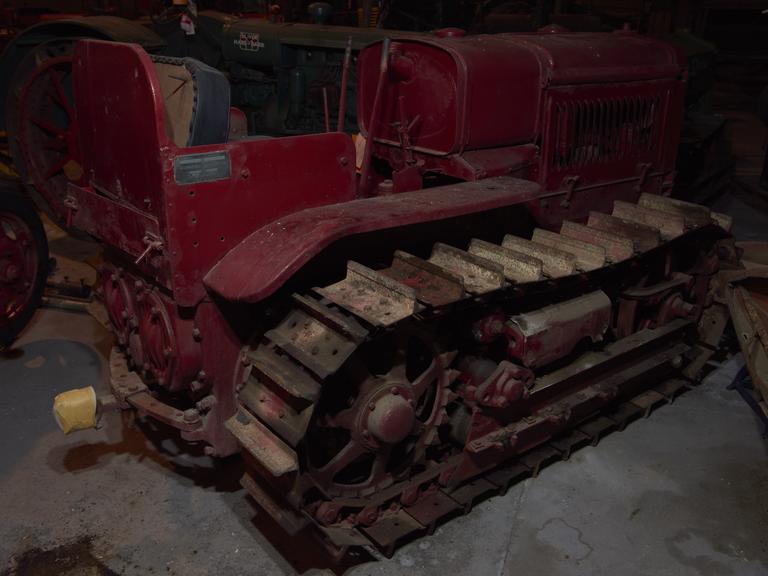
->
205;188;731;556
638;193;713;228
238;376;314;447
109;346;204;432
427;242;506;294
317;261;422;327
532;228;606;271
586;211;661;252
226;199;727;557
245;346;321;402
509;291;611;368
225;410;299;476
560;220;634;262
31;28;742;562
381;251;466;307
265;308;357;379
79;171;729;557
467;239;543;283
107;347;147;407
612;201;686;240
501;234;576;278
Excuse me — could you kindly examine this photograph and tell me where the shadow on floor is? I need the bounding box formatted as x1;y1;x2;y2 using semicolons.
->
46;413;244;492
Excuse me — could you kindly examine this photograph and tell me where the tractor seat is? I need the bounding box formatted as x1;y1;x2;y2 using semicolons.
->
152;55;230;147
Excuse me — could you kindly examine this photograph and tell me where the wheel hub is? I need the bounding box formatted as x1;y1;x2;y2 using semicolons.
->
305;331;453;500
364;384;415;445
1;260;20;284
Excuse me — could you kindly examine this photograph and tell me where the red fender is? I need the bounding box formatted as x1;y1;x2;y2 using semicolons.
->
203;176;541;303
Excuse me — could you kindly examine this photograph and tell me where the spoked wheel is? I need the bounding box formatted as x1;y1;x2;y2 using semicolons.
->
0;189;48;348
304;328;456;522
6;39;82;224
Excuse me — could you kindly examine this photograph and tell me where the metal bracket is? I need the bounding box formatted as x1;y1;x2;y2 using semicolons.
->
134;232;164;265
634;162;652;192
63;194;78;228
559;175;579;207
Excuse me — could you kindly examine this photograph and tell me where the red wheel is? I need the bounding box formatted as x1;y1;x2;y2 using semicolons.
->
6;39;82;225
0;188;48;348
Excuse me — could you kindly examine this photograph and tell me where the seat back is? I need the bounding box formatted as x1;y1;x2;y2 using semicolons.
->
152;55;230;147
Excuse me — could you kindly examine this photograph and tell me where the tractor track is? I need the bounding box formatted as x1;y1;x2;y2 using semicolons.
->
226;193;734;557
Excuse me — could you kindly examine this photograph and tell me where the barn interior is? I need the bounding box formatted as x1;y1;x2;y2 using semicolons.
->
1;1;767;575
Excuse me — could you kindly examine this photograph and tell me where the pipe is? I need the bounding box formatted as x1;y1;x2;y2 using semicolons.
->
322;87;330;133
359;37;391;197
337;36;352;132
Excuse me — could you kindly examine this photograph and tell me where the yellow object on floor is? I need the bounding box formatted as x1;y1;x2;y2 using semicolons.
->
52;386;98;434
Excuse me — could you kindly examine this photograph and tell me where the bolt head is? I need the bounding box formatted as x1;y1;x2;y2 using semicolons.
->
182;408;199;423
2;263;20;283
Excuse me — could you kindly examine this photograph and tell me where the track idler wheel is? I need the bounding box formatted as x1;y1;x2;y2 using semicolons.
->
306;330;455;502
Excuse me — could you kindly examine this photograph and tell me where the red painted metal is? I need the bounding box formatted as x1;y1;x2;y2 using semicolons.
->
357;30;687;227
57;27;697;467
358;32;683;155
69;40;358;306
204;177;540;303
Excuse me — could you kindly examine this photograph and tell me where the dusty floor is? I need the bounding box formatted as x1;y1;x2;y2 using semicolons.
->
2;191;768;573
1;306;767;576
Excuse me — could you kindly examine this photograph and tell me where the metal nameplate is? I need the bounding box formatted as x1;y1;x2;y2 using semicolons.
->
174;152;231;185
234;31;266;52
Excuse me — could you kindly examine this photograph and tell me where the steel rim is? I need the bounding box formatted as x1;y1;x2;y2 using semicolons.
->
0;210;39;327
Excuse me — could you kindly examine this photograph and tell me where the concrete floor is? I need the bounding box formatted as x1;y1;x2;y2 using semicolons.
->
2;189;768;575
1;308;767;576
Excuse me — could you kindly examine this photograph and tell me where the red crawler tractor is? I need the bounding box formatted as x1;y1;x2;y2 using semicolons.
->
44;28;734;556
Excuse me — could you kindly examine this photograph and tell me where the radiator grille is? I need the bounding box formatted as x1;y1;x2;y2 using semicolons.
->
550;96;661;170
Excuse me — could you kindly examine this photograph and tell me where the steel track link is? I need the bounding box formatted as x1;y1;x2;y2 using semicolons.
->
227;193;733;557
